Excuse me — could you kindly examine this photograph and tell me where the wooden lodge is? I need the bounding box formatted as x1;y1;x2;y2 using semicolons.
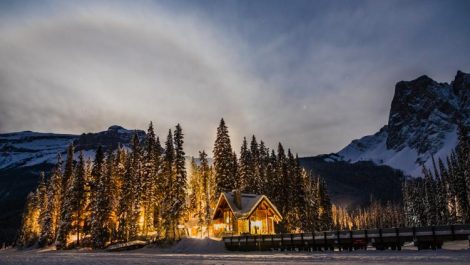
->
212;190;282;236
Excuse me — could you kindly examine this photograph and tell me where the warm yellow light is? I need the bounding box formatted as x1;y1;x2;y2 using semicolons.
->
213;223;226;230
250;220;262;229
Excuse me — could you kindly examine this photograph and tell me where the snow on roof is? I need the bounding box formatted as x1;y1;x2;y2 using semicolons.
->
213;191;282;220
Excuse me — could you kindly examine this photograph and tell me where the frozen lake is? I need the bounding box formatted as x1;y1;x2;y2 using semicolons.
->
1;239;469;265
2;250;470;265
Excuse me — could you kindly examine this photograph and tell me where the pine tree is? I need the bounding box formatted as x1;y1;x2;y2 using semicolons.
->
162;129;176;239
153;136;164;237
199;150;213;237
213;118;236;195
250;135;261;194
451;148;468;223
302;170;319;232
318;178;333;230
39;156;63;246
117;148;134;241
142;122;157;236
423;166;437;225
291;154;306;231
188;157;201;232
109;145;125;242
457;122;470;222
173;124;187;239
258;141;268;195
239;137;253;192
90;145;107;248
432;157;449;225
36;172;48;240
439;158;456;223
17;192;41;247
265;150;277;200
284;150;296;231
69;151;86;246
128;134;143;240
274;143;289;232
56;144;75;249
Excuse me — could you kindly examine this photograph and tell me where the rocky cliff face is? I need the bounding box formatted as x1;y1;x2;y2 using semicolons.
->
335;71;470;177
73;125;145;152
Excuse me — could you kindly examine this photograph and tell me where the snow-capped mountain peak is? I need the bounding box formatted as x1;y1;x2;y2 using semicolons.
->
334;71;469;177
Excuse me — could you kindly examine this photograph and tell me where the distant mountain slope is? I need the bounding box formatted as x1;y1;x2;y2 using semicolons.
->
299;156;404;207
0;125;145;170
331;71;470;177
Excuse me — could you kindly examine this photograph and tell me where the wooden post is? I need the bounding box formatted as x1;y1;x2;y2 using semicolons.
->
364;229;368;250
281;233;284;250
379;228;383;250
336;230;341;251
395;227;401;251
290;233;294;251
349;230;353;251
451;225;455;240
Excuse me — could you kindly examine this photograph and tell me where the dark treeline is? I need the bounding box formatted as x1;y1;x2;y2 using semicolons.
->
16;119;334;249
332;199;405;230
403;124;470;226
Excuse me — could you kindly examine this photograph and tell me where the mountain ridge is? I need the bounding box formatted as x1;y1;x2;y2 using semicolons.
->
329;70;470;176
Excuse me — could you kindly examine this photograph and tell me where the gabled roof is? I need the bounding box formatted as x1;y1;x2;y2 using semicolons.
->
212;191;282;220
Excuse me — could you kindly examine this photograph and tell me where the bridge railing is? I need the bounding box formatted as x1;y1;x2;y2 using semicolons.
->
222;224;470;251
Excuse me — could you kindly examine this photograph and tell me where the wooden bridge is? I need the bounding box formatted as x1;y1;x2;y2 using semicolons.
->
222;224;470;251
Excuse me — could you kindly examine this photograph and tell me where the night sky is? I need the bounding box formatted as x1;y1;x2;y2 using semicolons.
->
1;0;469;156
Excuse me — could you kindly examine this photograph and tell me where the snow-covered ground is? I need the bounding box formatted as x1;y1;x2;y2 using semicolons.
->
1;239;469;265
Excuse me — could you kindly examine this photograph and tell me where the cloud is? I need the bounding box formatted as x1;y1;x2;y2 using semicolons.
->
0;1;469;156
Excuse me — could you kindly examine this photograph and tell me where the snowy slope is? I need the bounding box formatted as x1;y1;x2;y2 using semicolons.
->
337;126;458;177
0;131;77;169
332;71;469;177
0;126;145;170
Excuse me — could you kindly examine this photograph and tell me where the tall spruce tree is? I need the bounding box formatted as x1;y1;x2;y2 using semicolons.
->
457;123;470;222
173;124;187;239
239;137;253;192
213;118;236;194
56;144;75;249
70;151;86;245
318;178;333;230
142;122;157;236
117;148;134;241
17;192;40;247
129;134;143;240
258;141;269;194
162;129;176;239
250;135;262;194
265;150;277;201
39;155;63;246
199;150;212;236
275;143;289;231
423;166;437;225
153;136;164;236
90;145;107;248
